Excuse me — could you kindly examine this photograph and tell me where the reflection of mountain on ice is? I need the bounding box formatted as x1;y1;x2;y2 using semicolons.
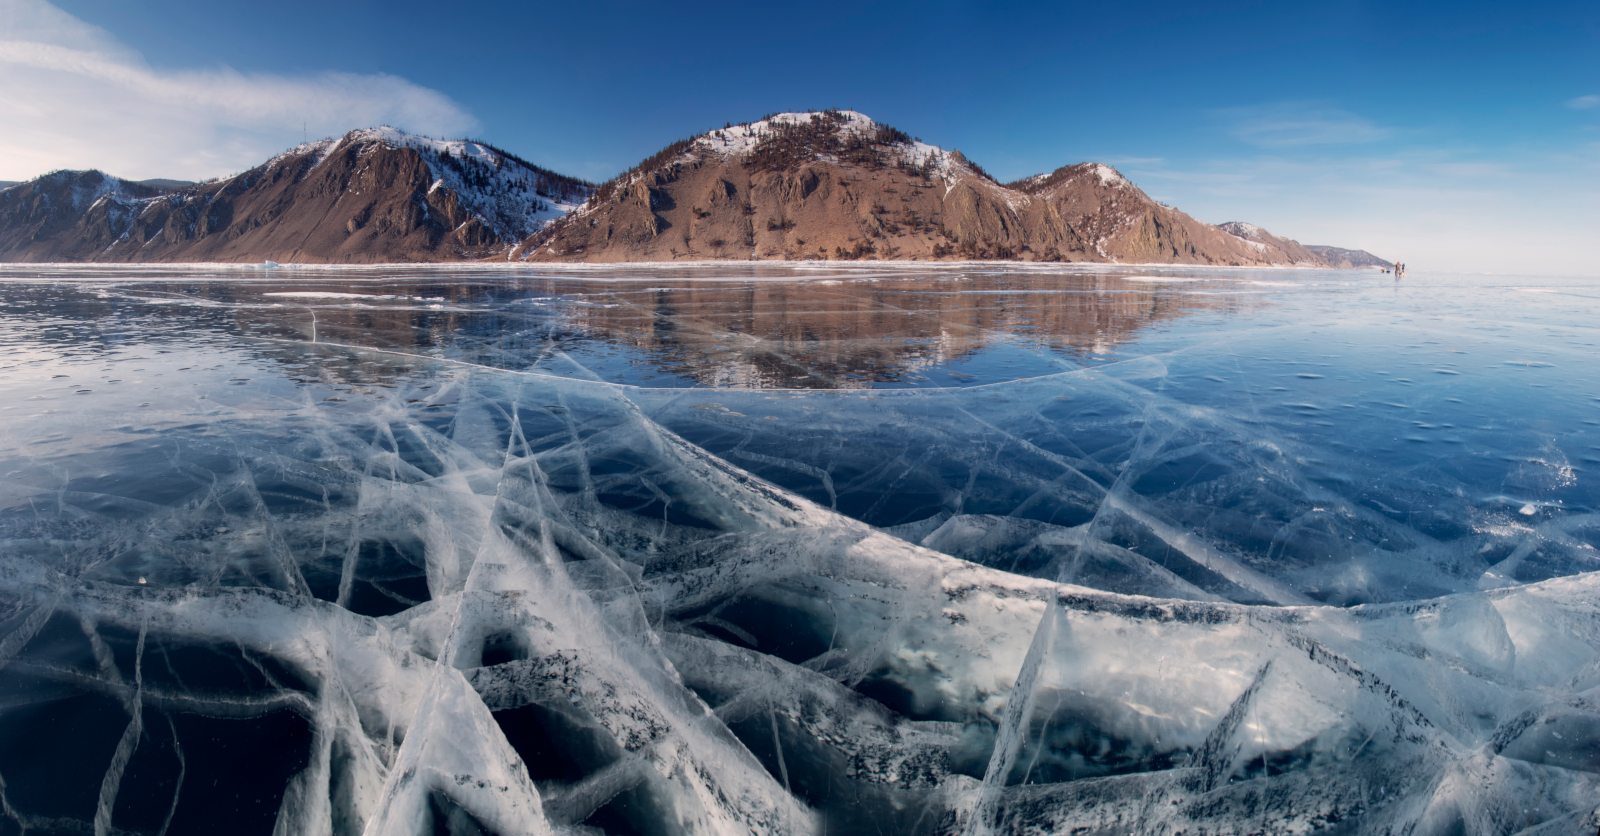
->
0;272;1596;835
222;270;1259;389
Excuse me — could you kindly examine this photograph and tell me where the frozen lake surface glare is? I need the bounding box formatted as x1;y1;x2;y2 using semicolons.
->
1;264;1598;835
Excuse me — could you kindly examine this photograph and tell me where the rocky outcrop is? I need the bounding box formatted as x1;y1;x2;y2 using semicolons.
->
0;128;591;263
521;111;1361;266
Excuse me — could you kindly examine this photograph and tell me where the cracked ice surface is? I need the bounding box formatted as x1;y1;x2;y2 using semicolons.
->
0;265;1598;835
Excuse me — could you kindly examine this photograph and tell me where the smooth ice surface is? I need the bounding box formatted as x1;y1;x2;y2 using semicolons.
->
1;263;1598;835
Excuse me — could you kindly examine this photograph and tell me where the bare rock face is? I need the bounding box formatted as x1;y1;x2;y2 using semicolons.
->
0;128;591;264
520;111;1342;266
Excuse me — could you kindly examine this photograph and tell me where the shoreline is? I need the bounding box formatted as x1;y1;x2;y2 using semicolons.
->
0;258;1381;273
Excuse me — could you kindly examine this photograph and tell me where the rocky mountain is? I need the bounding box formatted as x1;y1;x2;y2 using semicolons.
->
1305;244;1391;268
518;110;1364;266
1;113;1386;267
0;127;591;263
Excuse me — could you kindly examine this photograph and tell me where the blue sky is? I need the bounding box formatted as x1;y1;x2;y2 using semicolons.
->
2;0;1596;273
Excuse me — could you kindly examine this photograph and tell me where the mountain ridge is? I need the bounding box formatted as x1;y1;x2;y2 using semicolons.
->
520;110;1387;267
0;127;593;263
0;114;1387;266
1303;244;1392;269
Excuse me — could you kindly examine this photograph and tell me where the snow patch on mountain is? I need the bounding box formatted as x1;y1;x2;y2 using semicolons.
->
264;137;343;172
1219;221;1269;251
1219;221;1264;240
1091;163;1126;186
694;110;884;158
694;110;972;185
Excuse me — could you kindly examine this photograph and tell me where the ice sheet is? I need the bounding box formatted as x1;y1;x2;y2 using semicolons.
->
1;265;1597;835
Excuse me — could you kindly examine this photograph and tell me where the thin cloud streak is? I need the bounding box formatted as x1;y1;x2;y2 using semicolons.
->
0;0;475;181
1218;102;1391;148
1567;95;1600;109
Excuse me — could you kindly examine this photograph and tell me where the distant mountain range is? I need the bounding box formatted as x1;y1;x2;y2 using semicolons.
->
1303;245;1392;269
0;112;1387;267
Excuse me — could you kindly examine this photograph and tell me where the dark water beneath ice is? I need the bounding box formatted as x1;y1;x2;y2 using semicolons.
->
1;263;1597;835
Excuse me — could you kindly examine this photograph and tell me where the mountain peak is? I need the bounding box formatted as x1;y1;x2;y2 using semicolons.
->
342;126;511;165
1218;221;1265;240
678;109;978;181
1010;162;1132;196
269;126;523;173
1090;163;1128;187
693;110;883;157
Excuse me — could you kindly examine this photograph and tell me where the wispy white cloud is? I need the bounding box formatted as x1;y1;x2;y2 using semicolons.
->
1217;101;1391;148
1567;94;1600;110
0;0;476;181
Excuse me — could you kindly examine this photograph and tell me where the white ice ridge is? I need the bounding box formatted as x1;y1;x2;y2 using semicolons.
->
3;342;1599;835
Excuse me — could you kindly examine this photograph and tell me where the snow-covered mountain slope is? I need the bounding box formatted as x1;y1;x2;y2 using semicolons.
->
0;128;592;263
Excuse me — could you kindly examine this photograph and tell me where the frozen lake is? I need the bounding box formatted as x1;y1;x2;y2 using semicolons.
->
1;263;1597;834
